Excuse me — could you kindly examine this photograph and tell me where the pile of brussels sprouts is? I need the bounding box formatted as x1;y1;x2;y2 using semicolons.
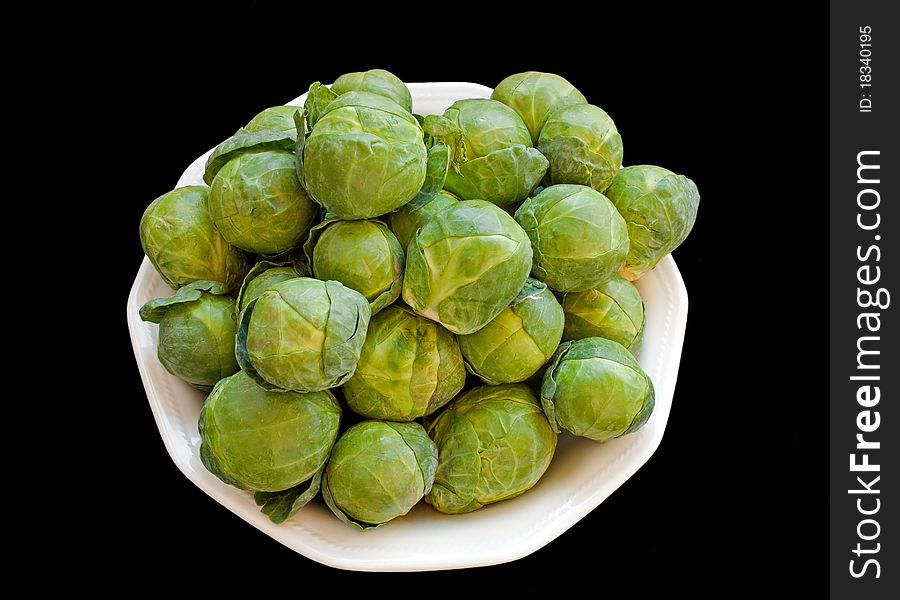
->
139;69;699;529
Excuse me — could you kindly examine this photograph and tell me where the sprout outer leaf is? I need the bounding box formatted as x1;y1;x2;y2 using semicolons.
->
234;260;307;318
235;297;286;392
139;280;229;323
304;81;338;131
413;143;451;205
203;128;296;185
294;108;307;189
539;340;569;434
254;465;324;524
321;469;376;531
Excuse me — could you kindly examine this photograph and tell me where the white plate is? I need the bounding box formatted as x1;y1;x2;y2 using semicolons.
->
127;81;689;572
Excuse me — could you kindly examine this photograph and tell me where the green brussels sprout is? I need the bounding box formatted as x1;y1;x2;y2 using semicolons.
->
199;371;341;495
604;165;700;280
386;190;459;250
402;200;533;335
537;103;623;193
515;184;629;292
323;420;437;529
331;68;413;113
342;306;465;421
236;278;371;392
459;278;564;385
426;384;556;514
560;274;645;352
302;91;427;219
139;281;239;391
541;337;654;442
491;72;587;143
424;99;548;207
208;150;318;255
245;105;301;137
235;260;308;317
139;186;247;291
304;217;404;315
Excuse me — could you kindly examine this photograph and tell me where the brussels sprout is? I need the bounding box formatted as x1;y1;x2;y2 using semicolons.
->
424;99;548;207
604;165;700;280
342;306;465;421
537;103;623;193
208;150;318;255
426;384;556;514
402;200;533;335
541;337;654;442
561;274;645;352
491;72;587;143
304;217;404;315
245;105;301;137
235;259;308;317
302;91;427;219
236;278;370;392
459;279;563;385
139;281;239;390
199;371;341;495
515;184;629;292
385;190;459;250
323;420;437;529
139;186;246;291
331;68;413;113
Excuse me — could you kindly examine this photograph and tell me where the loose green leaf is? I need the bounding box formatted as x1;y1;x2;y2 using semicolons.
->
245;105;303;137
139;280;229;323
203;129;296;185
255;466;324;524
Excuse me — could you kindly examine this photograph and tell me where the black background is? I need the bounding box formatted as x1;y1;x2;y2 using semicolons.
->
74;4;828;594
